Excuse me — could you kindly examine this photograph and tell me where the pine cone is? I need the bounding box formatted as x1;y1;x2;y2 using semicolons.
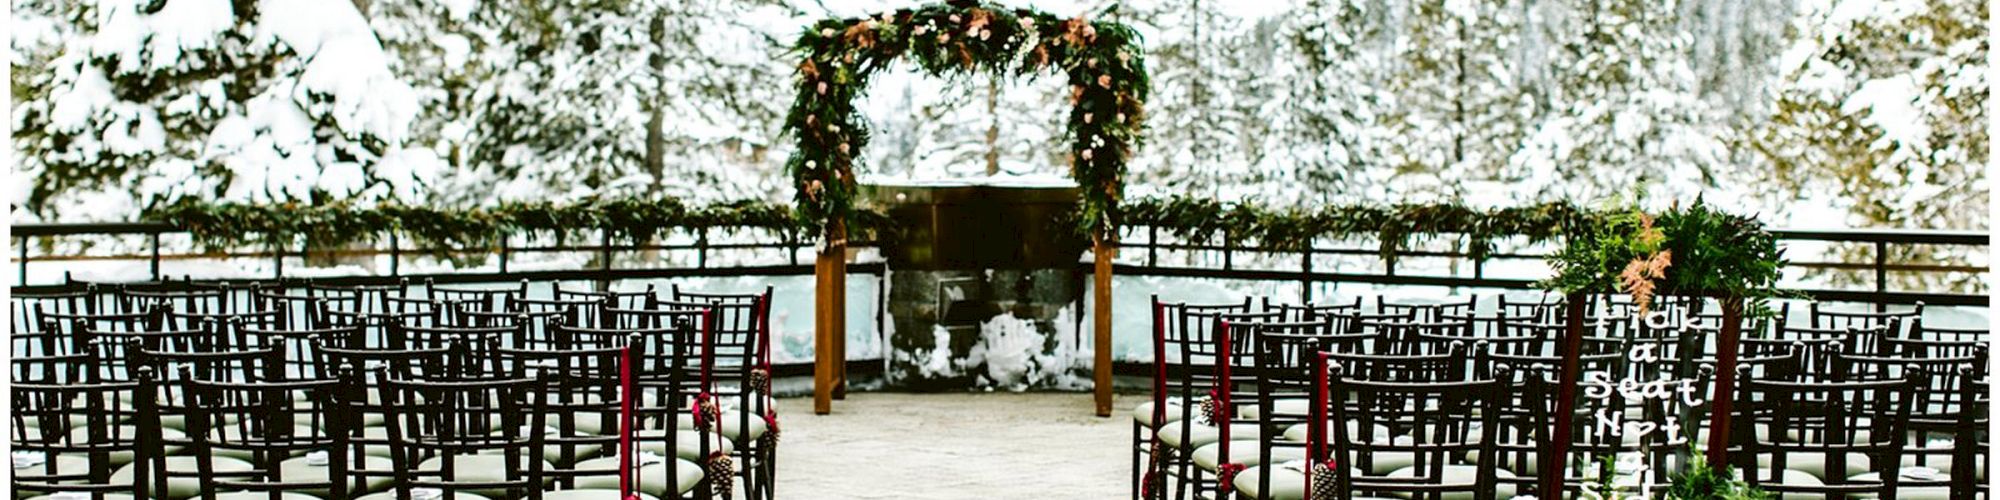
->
1196;395;1218;426
758;411;781;452
707;452;735;500
1309;462;1341;500
748;368;772;396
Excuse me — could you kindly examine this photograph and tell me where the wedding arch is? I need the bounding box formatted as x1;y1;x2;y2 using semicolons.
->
782;1;1149;416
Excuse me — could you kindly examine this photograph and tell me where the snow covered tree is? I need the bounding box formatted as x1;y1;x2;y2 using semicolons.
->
1376;0;1535;200
13;0;431;218
1271;0;1390;203
1750;0;1987;290
1504;0;1731;204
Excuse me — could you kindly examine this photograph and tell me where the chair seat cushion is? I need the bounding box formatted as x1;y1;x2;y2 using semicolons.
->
1156;422;1262;449
276;454;397;495
571;454;706;496
210;493;323;500
1231;464;1307;500
1133;401;1185;427
414;454;557;497
1380;464;1518;499
111;455;254;499
674;412;767;441
1755;452;1872;481
68;426;186;465
1847;470;1951;499
1194;441;1307;472
1281;422;1392;443
354;490;491;500
1239;399;1311;420
633;429;735;461
11;453;92;484
541;490;660;500
23;494;137;500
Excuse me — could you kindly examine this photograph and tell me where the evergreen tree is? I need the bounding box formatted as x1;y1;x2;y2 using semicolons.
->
1376;0;1534;201
1506;0;1730;204
13;0;428;217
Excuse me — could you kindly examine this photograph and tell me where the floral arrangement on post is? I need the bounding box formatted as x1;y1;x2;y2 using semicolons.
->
1541;198;1788;315
783;1;1149;241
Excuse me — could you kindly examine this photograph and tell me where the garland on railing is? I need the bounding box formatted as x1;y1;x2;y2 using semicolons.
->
145;198;896;254
1541;198;1788;314
1119;195;1595;261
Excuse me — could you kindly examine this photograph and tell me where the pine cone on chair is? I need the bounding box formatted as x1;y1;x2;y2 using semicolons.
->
1308;462;1341;500
1196;394;1218;426
706;451;736;500
748;368;772;396
758;410;780;454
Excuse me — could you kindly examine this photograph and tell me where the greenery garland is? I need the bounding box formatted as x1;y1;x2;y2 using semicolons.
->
1120;195;1593;262
1541;198;1789;314
146;198;893;255
785;1;1149;239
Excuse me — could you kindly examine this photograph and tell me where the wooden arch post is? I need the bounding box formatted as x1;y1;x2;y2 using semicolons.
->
1093;234;1116;417
814;220;848;415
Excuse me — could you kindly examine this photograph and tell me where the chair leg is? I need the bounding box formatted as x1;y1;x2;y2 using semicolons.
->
1133;421;1143;500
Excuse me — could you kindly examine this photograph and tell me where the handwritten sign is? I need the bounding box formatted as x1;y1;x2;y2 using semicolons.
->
1575;310;1710;500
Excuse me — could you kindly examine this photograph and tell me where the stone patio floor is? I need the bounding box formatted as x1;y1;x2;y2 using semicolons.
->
771;392;1139;499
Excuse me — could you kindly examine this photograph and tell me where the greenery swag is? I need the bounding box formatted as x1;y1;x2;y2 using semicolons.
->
1121;195;1594;262
146;198;893;255
784;1;1149;239
1541;198;1788;314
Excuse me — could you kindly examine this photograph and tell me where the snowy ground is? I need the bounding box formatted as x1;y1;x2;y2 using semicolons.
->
771;391;1136;499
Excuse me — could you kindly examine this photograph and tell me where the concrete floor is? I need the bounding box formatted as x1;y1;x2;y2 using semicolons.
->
770;392;1139;499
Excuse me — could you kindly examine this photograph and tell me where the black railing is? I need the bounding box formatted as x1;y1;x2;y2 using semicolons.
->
1108;224;1990;307
13;222;1990;307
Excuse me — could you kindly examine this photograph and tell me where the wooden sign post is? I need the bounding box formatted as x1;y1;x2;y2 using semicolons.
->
1093;236;1116;417
1542;293;1589;496
1705;298;1744;467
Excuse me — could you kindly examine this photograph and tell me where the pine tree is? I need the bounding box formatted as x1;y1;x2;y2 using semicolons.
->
1377;0;1534;201
1506;0;1730;204
1751;0;1987;290
1278;0;1390;202
13;0;429;217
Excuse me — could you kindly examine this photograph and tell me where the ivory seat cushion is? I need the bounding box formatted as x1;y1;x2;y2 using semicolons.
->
1132;401;1186;427
11;454;93;484
570;455;706;497
632;429;735;461
1193;440;1307;472
413;455;557;498
110;456;254;499
1156;422;1262;449
210;493;322;500
1380;464;1519;499
275;454;397;495
354;490;491;500
1239;399;1311;420
23;494;137;500
67;426;186;465
1754;452;1873;481
1230;464;1306;500
1280;422;1392;443
1760;469;1826;500
541;490;660;500
674;412;767;442
1846;471;1950;500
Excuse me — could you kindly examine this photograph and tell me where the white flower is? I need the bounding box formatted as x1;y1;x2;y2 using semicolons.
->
817;82;828;95
1080;149;1094;161
940;32;951;43
950;14;962;23
820;28;835;37
1084;113;1094;124
913;26;928;35
979;29;991;40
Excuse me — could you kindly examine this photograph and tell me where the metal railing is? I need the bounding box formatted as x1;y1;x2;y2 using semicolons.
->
1109;224;1990;307
13;221;1988;306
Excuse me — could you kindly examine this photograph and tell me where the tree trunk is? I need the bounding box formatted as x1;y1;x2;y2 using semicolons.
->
1093;235;1116;417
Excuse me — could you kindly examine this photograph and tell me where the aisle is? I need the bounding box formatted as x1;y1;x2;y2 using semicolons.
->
773;392;1138;499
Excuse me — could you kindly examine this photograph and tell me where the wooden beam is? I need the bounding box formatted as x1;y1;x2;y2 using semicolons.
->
1707;298;1744;467
814;241;834;414
832;240;849;400
1542;293;1587;496
1094;236;1115;417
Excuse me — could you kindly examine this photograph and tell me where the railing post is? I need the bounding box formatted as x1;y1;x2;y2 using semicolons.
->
1148;226;1157;267
698;227;709;270
1222;228;1233;271
498;234;509;274
19;235;30;286
272;239;285;280
150;232;161;281
1301;244;1313;305
389;231;402;277
1874;240;1888;312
